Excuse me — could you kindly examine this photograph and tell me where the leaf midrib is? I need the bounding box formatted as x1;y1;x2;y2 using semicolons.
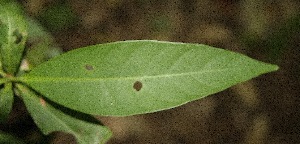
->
20;68;239;82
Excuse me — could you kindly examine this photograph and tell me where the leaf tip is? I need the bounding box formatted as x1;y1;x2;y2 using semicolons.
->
274;65;280;71
267;64;280;72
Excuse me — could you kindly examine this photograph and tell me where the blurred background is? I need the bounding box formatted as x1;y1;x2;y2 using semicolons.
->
2;0;300;143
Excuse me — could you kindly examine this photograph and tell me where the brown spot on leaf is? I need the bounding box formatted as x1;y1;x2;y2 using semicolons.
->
40;98;46;107
133;81;142;91
13;29;23;44
85;64;94;70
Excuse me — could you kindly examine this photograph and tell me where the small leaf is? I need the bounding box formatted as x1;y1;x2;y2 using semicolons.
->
0;2;28;74
0;82;13;122
24;17;62;68
38;1;78;32
20;40;279;116
16;84;112;144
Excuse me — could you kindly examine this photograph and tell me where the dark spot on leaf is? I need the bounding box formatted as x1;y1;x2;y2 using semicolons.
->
133;81;142;91
85;64;94;70
13;29;23;44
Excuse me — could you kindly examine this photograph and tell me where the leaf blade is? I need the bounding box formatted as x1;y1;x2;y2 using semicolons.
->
0;2;28;74
21;40;279;116
0;82;13;122
16;84;112;144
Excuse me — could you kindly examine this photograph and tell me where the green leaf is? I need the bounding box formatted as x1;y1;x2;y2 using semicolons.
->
0;131;25;144
20;40;279;116
0;2;28;74
16;84;112;144
0;82;13;122
0;78;8;85
25;17;62;68
38;1;78;32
